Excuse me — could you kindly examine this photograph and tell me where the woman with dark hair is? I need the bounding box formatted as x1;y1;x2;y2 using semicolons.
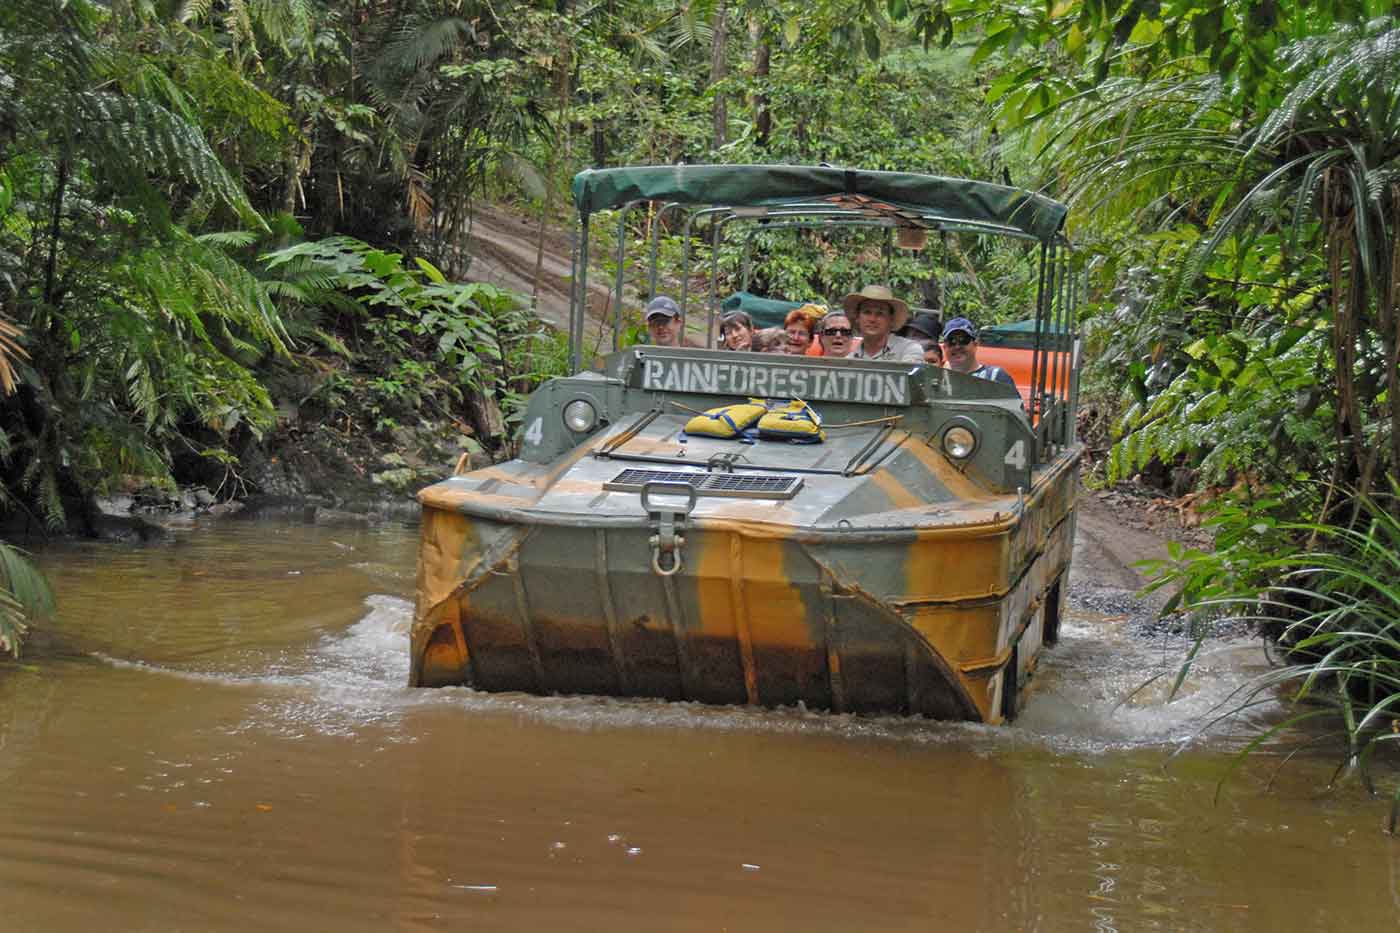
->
719;310;755;351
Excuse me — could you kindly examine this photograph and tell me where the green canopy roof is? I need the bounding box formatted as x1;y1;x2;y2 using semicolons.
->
572;164;1068;243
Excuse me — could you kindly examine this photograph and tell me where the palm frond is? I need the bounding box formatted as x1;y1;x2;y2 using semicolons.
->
0;542;53;630
1255;20;1400;152
0;316;28;395
196;230;259;249
380;16;473;73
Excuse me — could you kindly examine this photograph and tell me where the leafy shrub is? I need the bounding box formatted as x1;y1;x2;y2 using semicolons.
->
261;236;557;442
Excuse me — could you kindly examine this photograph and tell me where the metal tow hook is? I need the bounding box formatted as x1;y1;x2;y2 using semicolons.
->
641;481;697;577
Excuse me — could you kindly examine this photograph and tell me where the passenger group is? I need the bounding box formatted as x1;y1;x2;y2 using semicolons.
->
646;285;1014;387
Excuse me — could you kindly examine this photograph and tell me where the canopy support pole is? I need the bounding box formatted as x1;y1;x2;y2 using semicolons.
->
1028;242;1050;461
612;205;633;352
572;215;590;374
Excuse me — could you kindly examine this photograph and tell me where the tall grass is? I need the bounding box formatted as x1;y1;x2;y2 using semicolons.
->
1142;487;1400;829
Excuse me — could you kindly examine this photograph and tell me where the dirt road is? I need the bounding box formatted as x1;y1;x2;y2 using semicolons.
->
464;202;717;349
462;204;576;330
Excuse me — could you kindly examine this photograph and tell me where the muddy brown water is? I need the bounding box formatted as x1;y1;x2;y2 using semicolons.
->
2;514;1397;931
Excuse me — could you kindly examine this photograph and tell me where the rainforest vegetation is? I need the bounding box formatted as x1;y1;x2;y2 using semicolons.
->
2;0;1399;780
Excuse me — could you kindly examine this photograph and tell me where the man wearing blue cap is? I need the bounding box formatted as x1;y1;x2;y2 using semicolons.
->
941;317;1016;388
644;295;684;347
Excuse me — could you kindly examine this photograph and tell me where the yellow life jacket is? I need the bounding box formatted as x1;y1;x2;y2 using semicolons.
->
683;400;768;439
757;399;825;443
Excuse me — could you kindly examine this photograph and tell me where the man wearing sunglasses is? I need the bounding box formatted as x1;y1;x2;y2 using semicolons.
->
816;311;858;358
940;317;1016;387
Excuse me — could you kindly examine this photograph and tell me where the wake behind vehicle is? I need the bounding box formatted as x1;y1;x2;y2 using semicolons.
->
412;165;1082;722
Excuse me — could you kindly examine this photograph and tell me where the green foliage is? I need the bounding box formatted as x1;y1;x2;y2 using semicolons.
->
1109;322;1330;485
960;0;1391;126
0;541;53;658
262;236;556;435
953;0;1400;783
965;0;1399;504
723;41;986;171
0;0;293;525
1105;235;1335;486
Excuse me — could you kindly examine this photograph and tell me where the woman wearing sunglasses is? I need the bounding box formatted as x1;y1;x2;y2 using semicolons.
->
814;311;859;358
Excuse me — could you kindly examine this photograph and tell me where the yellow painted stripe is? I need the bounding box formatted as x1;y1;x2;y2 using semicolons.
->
729;533;760;704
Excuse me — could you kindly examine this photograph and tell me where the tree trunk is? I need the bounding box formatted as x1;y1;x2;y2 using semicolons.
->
42;154;68;311
710;0;728;151
1383;183;1400;501
532;9;573;312
750;17;770;149
279;131;313;246
1327;202;1365;502
592;117;607;168
468;388;505;443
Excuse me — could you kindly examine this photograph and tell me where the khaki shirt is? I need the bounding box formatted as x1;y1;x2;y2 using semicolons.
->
851;334;924;364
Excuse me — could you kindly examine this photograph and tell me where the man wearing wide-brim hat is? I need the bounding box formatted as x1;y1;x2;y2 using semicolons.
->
841;285;925;363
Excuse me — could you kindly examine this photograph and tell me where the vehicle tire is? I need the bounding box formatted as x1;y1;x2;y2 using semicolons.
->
1000;644;1019;722
1044;576;1064;646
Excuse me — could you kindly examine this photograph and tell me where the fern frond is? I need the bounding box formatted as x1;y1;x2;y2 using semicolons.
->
78;90;266;231
1257;21;1400;152
36;468;64;532
0;593;28;658
196;230;259;249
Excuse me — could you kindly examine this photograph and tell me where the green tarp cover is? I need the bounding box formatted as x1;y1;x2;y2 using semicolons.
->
720;291;802;329
572;164;1068;243
982;318;1067;336
979;318;1072;350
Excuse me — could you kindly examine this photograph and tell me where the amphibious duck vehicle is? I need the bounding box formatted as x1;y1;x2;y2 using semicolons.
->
412;164;1082;722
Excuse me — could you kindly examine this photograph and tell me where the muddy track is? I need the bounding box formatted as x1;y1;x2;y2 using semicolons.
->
464;204;652;349
465;203;718;348
462;205;576;330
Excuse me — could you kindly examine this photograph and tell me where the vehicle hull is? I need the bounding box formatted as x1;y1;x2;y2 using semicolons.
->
411;450;1078;723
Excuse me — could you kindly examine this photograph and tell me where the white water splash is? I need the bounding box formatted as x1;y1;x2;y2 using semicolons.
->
1012;612;1280;753
95;596;1278;753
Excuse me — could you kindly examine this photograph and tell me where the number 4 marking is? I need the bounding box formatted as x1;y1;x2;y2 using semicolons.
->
1003;440;1026;471
523;416;544;446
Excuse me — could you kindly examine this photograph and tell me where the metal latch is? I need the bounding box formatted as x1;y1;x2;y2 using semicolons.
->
640;481;696;577
705;451;746;473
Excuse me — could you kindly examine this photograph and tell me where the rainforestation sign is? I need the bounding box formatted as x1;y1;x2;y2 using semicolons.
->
640;356;910;406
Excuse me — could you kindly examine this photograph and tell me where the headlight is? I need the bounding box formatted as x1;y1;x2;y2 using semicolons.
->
562;399;598;433
942;425;977;460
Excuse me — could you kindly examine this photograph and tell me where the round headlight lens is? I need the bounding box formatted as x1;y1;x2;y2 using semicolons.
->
942;425;977;459
562;399;598;433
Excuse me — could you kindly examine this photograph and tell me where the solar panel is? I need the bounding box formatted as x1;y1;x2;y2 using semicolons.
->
604;469;803;500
